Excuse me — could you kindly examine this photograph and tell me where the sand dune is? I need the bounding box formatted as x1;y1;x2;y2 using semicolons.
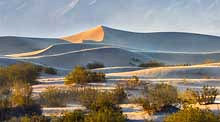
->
0;57;21;66
139;51;220;65
62;26;220;52
7;43;107;57
22;47;150;70
0;36;68;55
62;26;104;43
92;67;143;73
108;65;220;79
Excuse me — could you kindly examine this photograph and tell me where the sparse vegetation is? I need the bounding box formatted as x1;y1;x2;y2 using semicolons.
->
140;84;179;114
86;62;105;69
179;89;198;105
8;115;50;122
79;87;127;110
64;66;105;85
139;60;165;68
10;82;33;107
164;106;220;122
0;63;41;86
39;87;68;107
0;63;42;121
59;110;85;122
124;76;141;89
85;107;126;122
196;85;218;105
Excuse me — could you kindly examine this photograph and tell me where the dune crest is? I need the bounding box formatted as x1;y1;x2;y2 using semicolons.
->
61;26;104;43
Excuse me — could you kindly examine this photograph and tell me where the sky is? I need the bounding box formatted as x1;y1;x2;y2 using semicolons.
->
0;0;220;37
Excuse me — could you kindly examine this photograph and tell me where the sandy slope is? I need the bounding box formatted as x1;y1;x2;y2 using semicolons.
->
0;36;68;55
62;26;104;43
0;57;21;66
20;47;150;70
7;43;107;57
107;65;220;79
139;51;220;65
93;67;143;73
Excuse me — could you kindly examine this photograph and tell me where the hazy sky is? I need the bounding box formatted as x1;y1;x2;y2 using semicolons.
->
0;0;220;37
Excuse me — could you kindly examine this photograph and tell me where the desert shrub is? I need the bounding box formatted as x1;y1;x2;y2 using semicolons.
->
64;66;105;85
86;62;105;69
0;63;41;85
141;84;179;114
8;115;50;122
78;87;126;112
124;76;141;89
112;85;127;103
43;67;57;75
85;107;126;122
139;60;165;68
164;106;220;122
196;85;218;105
76;88;126;122
58;110;85;122
39;87;68;107
10;82;33;107
0;104;42;121
179;89;198;105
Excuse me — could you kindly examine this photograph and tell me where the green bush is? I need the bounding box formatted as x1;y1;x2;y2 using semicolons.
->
196;85;218;105
139;60;165;68
86;62;105;69
164;106;220;122
64;66;105;85
39;87;68;107
141;84;179;114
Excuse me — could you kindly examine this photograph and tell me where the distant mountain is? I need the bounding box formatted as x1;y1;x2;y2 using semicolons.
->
63;26;220;52
1;0;220;37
